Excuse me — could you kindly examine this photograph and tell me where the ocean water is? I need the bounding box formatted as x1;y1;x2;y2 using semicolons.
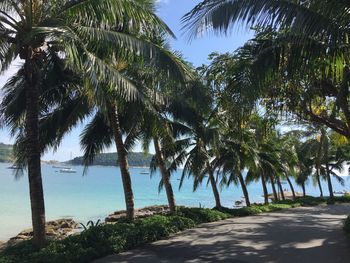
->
0;162;349;241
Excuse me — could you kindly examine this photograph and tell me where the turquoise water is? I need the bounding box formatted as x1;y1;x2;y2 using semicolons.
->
0;162;349;240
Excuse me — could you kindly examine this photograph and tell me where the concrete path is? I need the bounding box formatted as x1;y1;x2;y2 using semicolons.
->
94;205;350;263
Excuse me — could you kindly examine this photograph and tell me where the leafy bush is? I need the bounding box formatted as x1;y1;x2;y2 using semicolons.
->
0;211;199;263
176;207;229;223
334;195;350;203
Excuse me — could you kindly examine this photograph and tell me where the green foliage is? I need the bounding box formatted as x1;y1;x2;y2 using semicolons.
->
1;198;349;263
0;210;200;263
0;143;12;163
218;203;294;217
68;152;154;167
176;207;229;223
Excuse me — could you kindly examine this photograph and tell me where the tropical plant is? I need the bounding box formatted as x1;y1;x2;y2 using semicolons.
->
183;1;350;139
0;0;189;245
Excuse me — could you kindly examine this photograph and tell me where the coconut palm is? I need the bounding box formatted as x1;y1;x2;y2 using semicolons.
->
183;1;350;139
0;0;189;245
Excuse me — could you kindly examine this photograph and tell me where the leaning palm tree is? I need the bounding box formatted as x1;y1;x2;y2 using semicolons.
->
178;116;223;209
0;0;188;245
167;80;223;209
214;127;262;207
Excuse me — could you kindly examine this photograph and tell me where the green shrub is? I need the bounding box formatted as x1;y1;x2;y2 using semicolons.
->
176;207;229;223
0;211;200;263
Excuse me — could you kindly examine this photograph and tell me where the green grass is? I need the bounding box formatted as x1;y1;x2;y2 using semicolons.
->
1;196;349;263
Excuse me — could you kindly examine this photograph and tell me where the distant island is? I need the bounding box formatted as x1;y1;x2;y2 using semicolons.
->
67;152;154;167
0;143;153;167
0;143;13;163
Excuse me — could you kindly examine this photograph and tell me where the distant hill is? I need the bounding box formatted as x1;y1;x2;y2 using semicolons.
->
0;143;13;162
67;152;154;167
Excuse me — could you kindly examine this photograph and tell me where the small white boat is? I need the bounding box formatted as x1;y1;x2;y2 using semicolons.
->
60;168;77;174
53;165;69;169
7;165;20;170
140;171;150;175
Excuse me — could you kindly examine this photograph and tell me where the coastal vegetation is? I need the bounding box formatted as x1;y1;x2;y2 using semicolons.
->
0;143;12;163
0;0;350;260
1;196;348;263
68;152;154;168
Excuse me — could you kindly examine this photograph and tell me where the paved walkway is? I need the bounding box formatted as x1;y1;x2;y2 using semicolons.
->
95;205;350;263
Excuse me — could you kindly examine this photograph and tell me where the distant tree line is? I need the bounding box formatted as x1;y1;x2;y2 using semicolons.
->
68;152;154;167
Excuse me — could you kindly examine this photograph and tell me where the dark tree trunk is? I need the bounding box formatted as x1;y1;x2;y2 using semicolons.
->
207;162;222;209
153;137;176;214
108;104;135;220
238;171;250;207
269;175;279;201
285;174;296;200
326;163;334;200
24;54;46;248
323;129;334;200
261;173;269;204
301;182;306;197
316;166;324;198
276;177;285;201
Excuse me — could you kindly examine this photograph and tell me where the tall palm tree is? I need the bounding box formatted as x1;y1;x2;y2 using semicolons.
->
167;80;223;209
184;1;350;139
0;0;188;245
214;127;263;207
178;116;223;209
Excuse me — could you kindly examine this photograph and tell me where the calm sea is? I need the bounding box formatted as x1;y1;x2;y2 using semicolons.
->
0;162;349;240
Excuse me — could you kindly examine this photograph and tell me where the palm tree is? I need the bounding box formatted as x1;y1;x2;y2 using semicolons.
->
178;116;223;209
214;127;263;207
0;0;188;244
167;80;223;209
183;1;350;139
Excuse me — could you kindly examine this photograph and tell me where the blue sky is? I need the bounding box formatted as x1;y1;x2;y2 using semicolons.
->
0;0;253;161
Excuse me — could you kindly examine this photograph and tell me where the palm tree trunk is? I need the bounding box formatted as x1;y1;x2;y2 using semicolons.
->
276;177;285;201
285;174;296;200
207;162;222;209
326;163;334;200
238;171;250;207
269;174;279;201
316;166;324;197
24;55;46;248
261;173;269;204
323;129;334;200
108;103;135;220
301;182;306;197
153;137;176;214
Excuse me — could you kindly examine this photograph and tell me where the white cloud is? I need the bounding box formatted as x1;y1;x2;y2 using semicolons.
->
156;0;169;4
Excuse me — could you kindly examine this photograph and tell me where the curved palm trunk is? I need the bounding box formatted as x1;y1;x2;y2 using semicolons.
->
269;174;279;201
207;162;222;209
24;56;46;248
153;137;176;214
238;171;250;207
261;172;269;204
285;174;296;200
316;166;324;197
276;176;285;201
108;104;135;220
